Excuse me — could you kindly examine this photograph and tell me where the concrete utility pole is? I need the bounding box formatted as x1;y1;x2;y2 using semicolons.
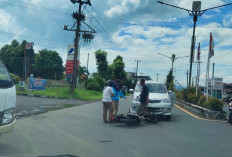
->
135;60;141;80
157;1;232;87
211;63;215;98
186;70;189;88
86;52;89;87
64;0;96;93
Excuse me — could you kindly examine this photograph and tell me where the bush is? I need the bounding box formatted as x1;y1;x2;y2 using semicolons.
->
10;73;20;84
197;96;206;107
93;75;105;89
176;91;183;100
181;87;201;103
187;93;198;104
87;80;101;91
203;98;224;111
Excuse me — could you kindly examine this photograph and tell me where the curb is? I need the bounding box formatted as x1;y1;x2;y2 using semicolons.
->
176;100;226;120
17;93;74;100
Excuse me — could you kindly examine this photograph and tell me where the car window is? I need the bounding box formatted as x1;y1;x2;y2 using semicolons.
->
0;63;13;88
0;67;11;81
146;83;167;93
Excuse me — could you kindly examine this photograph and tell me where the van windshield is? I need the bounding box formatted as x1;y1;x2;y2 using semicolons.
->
0;62;14;88
135;83;167;93
147;83;167;93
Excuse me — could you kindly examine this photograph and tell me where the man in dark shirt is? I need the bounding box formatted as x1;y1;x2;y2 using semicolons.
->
137;79;149;116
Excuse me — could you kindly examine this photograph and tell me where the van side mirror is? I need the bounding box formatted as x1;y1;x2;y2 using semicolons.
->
129;89;134;94
168;90;173;94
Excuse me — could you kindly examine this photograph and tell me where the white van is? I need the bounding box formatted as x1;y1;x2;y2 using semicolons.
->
0;61;16;136
130;81;175;120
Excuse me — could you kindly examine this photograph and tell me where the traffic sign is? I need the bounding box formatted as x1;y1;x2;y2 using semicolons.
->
19;81;25;88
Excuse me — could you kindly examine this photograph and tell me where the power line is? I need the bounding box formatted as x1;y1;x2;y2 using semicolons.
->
0;0;72;19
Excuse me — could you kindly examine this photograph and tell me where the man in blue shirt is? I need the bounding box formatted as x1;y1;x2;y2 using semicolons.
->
112;84;127;115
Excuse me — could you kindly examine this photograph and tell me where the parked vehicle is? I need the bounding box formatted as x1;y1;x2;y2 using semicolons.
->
228;103;232;124
0;61;16;136
130;81;175;120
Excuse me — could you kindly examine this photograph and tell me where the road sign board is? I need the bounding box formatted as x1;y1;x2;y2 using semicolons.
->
213;78;223;90
67;44;80;60
19;81;25;88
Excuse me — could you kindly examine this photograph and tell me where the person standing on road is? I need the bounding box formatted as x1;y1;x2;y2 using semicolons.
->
102;80;115;123
112;84;127;116
137;79;149;116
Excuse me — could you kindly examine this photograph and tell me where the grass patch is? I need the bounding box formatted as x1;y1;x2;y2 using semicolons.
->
17;87;102;101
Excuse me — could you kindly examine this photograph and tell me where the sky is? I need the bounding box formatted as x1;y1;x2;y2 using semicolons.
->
1;0;232;87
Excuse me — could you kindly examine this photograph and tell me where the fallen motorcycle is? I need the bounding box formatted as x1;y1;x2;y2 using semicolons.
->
113;109;163;125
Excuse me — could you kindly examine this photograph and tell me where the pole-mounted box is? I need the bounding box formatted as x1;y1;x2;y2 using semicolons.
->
192;1;201;12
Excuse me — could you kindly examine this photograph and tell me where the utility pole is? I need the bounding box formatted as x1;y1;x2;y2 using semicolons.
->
86;53;89;74
157;1;232;87
23;42;34;82
185;70;189;88
72;3;81;92
64;0;96;93
156;73;160;82
158;53;188;79
23;45;26;81
211;63;215;98
86;53;89;87
135;60;141;80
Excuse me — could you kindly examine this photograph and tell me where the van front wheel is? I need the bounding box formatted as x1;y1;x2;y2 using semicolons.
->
165;115;171;121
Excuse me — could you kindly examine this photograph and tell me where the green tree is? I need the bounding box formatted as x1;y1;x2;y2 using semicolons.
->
169;81;175;91
94;49;108;79
0;40;35;78
107;64;114;80
33;49;63;79
166;70;174;89
112;55;126;81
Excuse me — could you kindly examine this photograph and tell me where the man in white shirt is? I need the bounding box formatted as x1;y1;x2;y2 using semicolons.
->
102;80;115;123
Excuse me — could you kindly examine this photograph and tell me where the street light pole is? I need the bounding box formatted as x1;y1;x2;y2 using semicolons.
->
156;73;160;82
157;1;232;87
158;53;188;79
135;60;141;80
189;14;197;87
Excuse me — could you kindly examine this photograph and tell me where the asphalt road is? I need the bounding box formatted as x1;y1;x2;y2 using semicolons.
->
1;96;232;157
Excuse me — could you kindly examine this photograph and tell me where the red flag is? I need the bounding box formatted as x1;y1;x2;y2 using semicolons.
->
26;42;34;49
197;42;200;61
209;32;214;58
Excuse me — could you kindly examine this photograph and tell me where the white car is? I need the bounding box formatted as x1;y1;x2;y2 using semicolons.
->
0;61;16;136
130;81;175;120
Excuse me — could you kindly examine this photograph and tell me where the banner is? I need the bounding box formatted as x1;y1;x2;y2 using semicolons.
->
29;78;47;90
209;32;214;58
65;60;79;75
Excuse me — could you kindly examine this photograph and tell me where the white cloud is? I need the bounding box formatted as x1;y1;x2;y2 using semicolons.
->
223;14;232;26
105;0;142;17
0;9;25;34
